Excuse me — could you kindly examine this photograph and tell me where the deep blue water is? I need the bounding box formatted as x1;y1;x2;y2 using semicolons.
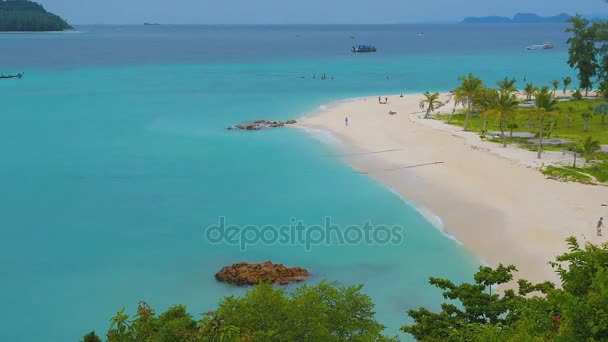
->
0;24;574;341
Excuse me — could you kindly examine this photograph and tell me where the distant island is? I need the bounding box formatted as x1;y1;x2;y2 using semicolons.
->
462;13;571;24
0;0;73;32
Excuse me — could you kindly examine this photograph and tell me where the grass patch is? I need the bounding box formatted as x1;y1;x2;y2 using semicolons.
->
434;99;608;146
542;165;595;184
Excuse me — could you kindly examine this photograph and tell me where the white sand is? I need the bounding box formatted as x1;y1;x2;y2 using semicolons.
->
297;93;607;285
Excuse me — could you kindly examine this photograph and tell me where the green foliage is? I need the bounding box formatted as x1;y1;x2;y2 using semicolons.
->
579;136;602;162
403;238;608;341
454;73;484;130
93;282;396;342
421;91;442;119
0;0;72;31
484;86;519;147
81;331;102;342
563;76;572;96
541;165;595;184
566;15;597;94
524;82;537;101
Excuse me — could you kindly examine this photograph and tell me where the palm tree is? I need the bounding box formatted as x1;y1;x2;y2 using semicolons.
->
581;112;593;131
506;122;519;138
563;76;572;96
566;105;574;128
420;92;442;119
534;86;557;159
455;73;484;130
485;89;519;147
579;136;602;162
496;77;517;93
524;82;536;101
594;102;608;124
550;80;560;97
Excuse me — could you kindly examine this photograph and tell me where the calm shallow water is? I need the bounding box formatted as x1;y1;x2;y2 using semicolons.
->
0;24;573;341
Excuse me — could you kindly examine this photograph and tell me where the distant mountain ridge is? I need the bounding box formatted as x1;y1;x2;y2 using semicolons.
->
0;0;73;31
462;13;571;24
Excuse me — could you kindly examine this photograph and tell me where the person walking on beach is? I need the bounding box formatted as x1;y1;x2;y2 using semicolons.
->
378;96;381;103
385;97;388;104
598;217;605;236
345;116;349;126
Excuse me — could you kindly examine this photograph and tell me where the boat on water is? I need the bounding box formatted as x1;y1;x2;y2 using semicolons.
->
352;45;376;53
0;72;24;79
526;43;554;50
144;22;160;26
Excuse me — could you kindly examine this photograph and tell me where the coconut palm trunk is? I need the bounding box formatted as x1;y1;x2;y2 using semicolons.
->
500;116;506;147
463;97;472;131
537;116;544;159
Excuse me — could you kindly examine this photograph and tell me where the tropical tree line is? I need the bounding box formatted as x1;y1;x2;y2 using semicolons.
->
420;73;605;161
0;0;72;31
81;237;608;341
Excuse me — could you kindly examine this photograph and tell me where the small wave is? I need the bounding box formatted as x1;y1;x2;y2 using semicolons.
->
299;127;343;146
385;187;464;246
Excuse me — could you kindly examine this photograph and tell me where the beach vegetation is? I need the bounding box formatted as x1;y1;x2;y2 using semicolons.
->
88;281;398;342
421;92;442;119
484;87;519;147
579;136;602;162
454;73;484;130
403;237;608;341
594;101;608;124
534;86;558;159
562;76;572;96
566;15;597;96
523;82;536;101
550;79;560;97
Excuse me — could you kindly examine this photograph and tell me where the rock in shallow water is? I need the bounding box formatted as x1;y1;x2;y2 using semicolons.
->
215;261;309;286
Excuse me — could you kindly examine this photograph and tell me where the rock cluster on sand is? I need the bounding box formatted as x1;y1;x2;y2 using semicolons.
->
215;261;309;286
227;119;297;131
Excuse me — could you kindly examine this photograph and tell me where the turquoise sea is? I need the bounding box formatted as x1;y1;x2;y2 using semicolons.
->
0;24;574;341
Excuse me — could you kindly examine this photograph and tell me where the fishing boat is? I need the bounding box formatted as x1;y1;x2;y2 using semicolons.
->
526;43;554;50
352;45;376;53
0;72;23;79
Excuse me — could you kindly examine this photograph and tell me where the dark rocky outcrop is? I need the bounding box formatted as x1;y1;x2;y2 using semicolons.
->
215;261;309;286
227;119;297;131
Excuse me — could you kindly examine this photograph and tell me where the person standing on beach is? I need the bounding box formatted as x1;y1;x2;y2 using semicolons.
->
345;116;349;126
378;96;381;103
598;217;605;236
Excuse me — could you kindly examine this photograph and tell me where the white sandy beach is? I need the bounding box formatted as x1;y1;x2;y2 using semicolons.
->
298;93;607;285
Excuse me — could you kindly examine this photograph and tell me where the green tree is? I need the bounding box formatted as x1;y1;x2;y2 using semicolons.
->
581;111;593;132
420;91;442;119
577;136;602;162
80;331;102;342
550;79;560;97
496;77;517;92
566;15;598;96
534;86;557;159
563;76;572;95
97;282;397;342
455;73;484;130
594;101;608;124
485;88;519;147
506;122;518;138
403;237;608;342
524;82;536;101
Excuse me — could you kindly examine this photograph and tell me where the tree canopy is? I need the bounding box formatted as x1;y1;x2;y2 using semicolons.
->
0;0;72;31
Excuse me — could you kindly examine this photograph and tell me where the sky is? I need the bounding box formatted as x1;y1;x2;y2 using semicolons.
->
37;0;606;25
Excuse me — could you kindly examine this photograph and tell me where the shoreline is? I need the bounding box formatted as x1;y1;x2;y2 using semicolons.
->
296;92;607;285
